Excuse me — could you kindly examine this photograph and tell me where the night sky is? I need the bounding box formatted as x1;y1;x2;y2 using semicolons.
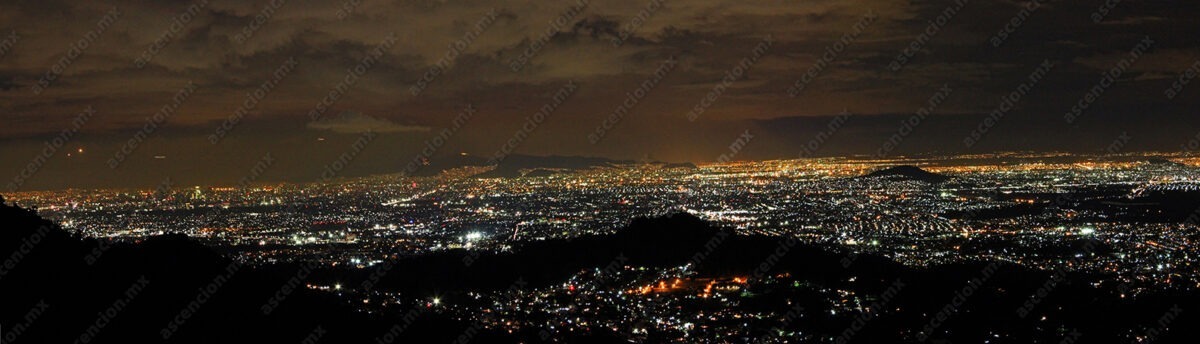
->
2;0;1199;190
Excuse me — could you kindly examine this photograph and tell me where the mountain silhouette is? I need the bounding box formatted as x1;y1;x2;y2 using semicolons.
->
0;201;514;344
405;153;690;178
475;154;630;178
1146;158;1190;168
862;165;951;183
3;199;1199;343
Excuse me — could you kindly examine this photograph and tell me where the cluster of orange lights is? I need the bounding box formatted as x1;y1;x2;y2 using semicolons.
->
629;277;749;298
198;227;243;233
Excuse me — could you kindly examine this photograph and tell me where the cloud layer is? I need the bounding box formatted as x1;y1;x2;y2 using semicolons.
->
308;111;429;133
2;0;1199;189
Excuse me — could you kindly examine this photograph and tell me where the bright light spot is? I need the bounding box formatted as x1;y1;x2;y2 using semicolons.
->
465;232;483;241
1079;227;1096;235
432;297;441;305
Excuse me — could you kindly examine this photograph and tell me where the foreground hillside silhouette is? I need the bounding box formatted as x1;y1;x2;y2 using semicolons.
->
0;201;510;343
2;199;1198;343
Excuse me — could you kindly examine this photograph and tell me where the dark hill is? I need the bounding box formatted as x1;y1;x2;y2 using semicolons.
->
4;199;1200;343
663;162;698;169
403;153;490;177
310;215;1200;343
863;165;951;183
322;214;906;293
0;202;514;344
1146;158;1189;168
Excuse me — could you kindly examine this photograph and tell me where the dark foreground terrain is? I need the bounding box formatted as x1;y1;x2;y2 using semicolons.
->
2;199;1198;343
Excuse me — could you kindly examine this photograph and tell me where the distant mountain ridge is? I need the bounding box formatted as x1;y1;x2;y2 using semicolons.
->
407;153;695;178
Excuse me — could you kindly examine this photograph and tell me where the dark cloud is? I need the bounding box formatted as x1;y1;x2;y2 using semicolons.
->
0;76;19;90
2;0;1199;189
307;111;430;134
